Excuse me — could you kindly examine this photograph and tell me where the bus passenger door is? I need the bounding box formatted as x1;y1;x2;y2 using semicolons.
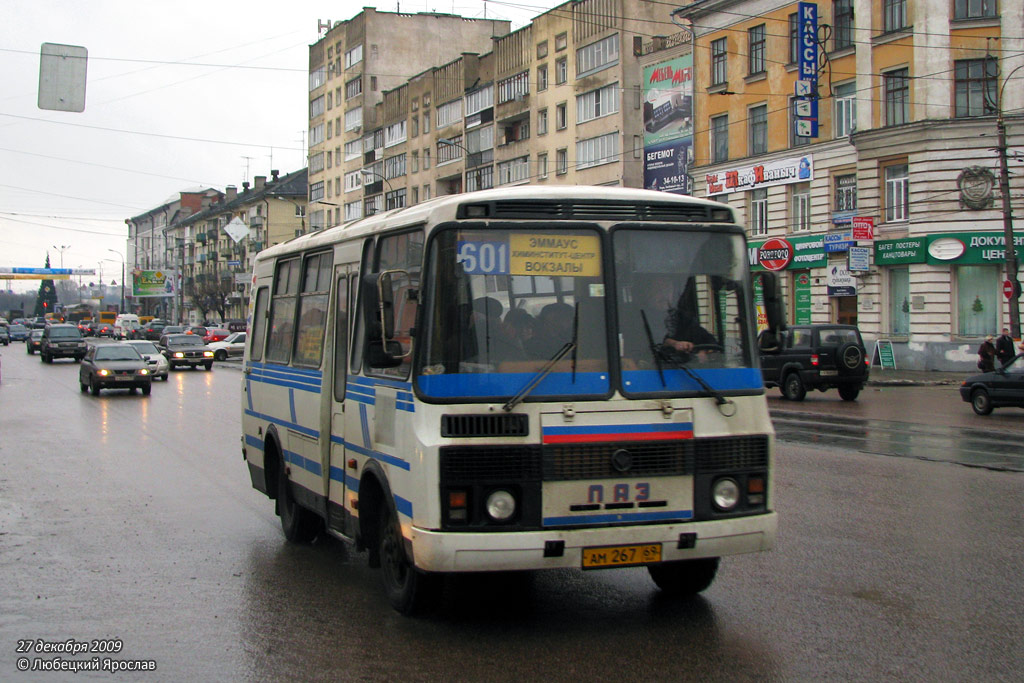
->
327;270;353;535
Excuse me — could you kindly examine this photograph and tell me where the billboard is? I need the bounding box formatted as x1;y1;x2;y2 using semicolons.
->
643;54;694;194
132;269;176;298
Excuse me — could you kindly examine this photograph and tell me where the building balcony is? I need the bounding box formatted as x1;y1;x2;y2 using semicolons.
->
249;215;263;227
196;233;207;244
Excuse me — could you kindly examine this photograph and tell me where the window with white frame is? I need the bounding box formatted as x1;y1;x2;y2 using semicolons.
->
748;25;766;75
309;123;324;146
466;126;494;167
556;148;567;174
423;109;430;133
384;153;406;179
411;115;418;138
749;188;768;236
411;150;419;173
344;170;362;193
344;140;361;161
555;33;567;51
955;0;996;18
538;109;548;135
364;195;383;216
310;66;326;92
438;135;463;165
537;65;548;92
384;121;407;147
310;95;325;119
835;81;857;137
423;184;431;200
537;40;548;59
466;166;494;192
386;188;407;211
309;151;325;174
498;156;530;185
538;153;548;178
577;83;619;123
883;0;907;32
498;72;530;104
790;183;811;231
344;108;362;131
465;85;493;115
576;132;619;170
576;34;619;77
344;200;362;222
556;102;567;130
835;173;857;213
556;57;567;85
436;99;462;128
423;148;430;169
345;77;362;99
884;163;909;222
344;44;363;69
310;181;325;202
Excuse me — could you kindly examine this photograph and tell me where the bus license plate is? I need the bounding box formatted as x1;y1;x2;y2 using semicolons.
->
581;543;661;569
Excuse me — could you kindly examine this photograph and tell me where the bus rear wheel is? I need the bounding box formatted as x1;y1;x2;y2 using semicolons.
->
379;502;439;615
277;458;320;543
647;557;720;597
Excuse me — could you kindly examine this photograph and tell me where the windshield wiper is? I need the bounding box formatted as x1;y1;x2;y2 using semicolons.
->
654;347;735;415
640;309;666;387
502;341;575;412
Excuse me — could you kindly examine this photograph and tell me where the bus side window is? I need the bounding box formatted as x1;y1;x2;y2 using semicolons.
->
333;275;349;402
250;286;269;362
351;239;374;375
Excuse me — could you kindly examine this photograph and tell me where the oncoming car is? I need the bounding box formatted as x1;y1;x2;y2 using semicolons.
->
125;339;170;381
26;329;44;354
160;333;214;371
79;343;152;396
960;353;1024;415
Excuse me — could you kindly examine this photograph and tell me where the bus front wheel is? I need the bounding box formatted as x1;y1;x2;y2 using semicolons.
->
379;502;439;615
647;557;720;597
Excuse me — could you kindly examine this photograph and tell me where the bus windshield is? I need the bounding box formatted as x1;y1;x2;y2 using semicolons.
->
417;225;759;400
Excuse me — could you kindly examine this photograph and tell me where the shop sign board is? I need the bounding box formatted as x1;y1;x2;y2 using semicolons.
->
706;155;813;196
925;231;1024;265
848;246;870;271
794;272;812;324
875;237;926;265
749;234;826;271
852;216;875;241
824;231;854;253
826;264;857;296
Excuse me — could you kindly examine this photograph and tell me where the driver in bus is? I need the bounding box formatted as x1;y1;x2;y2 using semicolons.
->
631;274;717;360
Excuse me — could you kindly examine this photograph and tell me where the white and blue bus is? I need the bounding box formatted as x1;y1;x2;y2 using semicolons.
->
241;186;781;613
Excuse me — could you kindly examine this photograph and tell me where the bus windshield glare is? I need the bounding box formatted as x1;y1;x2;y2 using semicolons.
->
417;226;760;400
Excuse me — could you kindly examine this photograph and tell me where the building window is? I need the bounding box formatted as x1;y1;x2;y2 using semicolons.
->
423;184;431;200
834;81;857;137
344;170;362;193
748;25;766;75
310;181;325;202
556;148;568;175
538;108;548;135
411;150;419;173
384;153;406;179
835;173;857;213
577;34;619;77
538;153;548;179
833;0;854;50
711;114;729;163
791;183;811;232
711;38;727;86
889;267;909;336
309;151;325;174
465;85;493;116
344;45;363;69
954;58;997;118
955;0;996;18
498;72;530;104
749;188;768;236
344;108;362;132
537;65;548;92
309;123;324;145
384;121;407;147
423;148;430;170
498;156;530;185
788;13;799;64
423;109;430;134
576;132;619;170
310;95;325;119
438;135;463;165
577;83;619;123
437;99;463;128
345;77;362;99
884;68;909;126
364;195;383;216
411;186;419;204
385;189;407;211
555;33;567;51
791;97;811;147
345;140;361;161
884;0;907;32
466;166;494;192
749;104;767;155
537;40;549;59
467;126;494;168
884;163;909;222
310;66;326;92
344;201;362;222
556;57;567;85
957;265;999;336
411;115;418;138
501;118;529;144
556;102;567;130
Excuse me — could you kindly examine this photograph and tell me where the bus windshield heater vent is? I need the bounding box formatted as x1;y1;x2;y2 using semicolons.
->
441;414;529;438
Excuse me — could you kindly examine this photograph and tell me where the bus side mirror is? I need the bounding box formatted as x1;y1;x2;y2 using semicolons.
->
756;272;786;333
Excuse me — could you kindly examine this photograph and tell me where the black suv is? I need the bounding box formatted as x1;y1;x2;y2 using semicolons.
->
759;324;869;401
39;323;88;363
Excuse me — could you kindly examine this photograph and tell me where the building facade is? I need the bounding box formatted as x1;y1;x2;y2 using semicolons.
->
676;0;1024;370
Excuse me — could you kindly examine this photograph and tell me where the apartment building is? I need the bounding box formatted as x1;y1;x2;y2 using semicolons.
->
675;0;1024;370
310;0;674;227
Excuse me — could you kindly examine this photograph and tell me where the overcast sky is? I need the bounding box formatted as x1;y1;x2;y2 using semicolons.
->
0;0;559;291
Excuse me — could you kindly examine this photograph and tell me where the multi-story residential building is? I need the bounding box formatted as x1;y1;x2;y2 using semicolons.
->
126;188;222;319
675;0;1024;370
167;169;308;324
310;0;669;225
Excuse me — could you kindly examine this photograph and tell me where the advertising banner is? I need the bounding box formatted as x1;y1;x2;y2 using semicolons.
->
706;155;813;196
874;237;926;265
794;272;812;324
925;231;1024;265
748;233;826;271
643;54;693;194
132;269;176;298
827;264;857;297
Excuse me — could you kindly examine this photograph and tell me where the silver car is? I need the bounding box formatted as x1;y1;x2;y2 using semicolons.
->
125;340;170;381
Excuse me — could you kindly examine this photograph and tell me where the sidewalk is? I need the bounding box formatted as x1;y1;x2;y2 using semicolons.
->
867;367;967;386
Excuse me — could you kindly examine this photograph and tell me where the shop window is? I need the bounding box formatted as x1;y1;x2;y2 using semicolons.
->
889;267;910;335
956;265;998;336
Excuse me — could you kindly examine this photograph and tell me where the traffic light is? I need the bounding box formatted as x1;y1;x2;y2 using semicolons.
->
43;301;48;309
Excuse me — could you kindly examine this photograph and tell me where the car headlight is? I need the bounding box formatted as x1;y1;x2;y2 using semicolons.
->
485;490;516;522
139;368;149;375
203;351;213;358
712;478;740;511
98;369;110;376
173;352;184;358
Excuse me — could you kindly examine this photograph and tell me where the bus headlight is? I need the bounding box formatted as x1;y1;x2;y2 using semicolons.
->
712;478;740;511
485;490;516;522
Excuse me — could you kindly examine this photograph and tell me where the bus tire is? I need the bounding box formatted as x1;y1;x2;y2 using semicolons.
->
647;557;720;597
276;457;320;543
379;502;439;615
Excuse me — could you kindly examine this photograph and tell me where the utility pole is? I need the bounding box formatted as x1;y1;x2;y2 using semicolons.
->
997;63;1023;339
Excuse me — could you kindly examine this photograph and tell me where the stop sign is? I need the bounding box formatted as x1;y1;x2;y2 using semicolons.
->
1005;279;1020;299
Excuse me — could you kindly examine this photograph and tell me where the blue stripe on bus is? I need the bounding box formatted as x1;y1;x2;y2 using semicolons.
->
621;367;763;393
328;465;360;490
249;374;322;393
418;371;610;398
249;361;323;378
394;494;413;518
345;380;416;412
249;363;323;384
284;448;323;477
359;403;371;448
245;434;263;451
342;440;412;471
542;423;694;436
544;509;694;526
243;409;319;439
349;376;412;391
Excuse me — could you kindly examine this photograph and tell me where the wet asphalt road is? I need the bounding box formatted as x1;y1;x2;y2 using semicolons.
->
0;345;1022;680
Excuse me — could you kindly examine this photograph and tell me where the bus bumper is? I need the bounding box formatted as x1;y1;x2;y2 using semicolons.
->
408;512;777;573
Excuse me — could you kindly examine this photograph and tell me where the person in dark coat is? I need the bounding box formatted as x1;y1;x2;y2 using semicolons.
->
995;327;1015;367
977;335;997;372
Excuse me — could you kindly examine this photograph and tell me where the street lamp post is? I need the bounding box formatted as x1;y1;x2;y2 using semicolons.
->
107;249;125;313
360;169;394;213
996;63;1024;340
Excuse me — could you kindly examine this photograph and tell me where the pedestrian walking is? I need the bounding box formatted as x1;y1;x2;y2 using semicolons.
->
977;335;996;372
995;327;1015;366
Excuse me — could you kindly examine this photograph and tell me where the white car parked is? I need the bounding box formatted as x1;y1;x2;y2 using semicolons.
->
207;332;247;361
124;339;170;381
